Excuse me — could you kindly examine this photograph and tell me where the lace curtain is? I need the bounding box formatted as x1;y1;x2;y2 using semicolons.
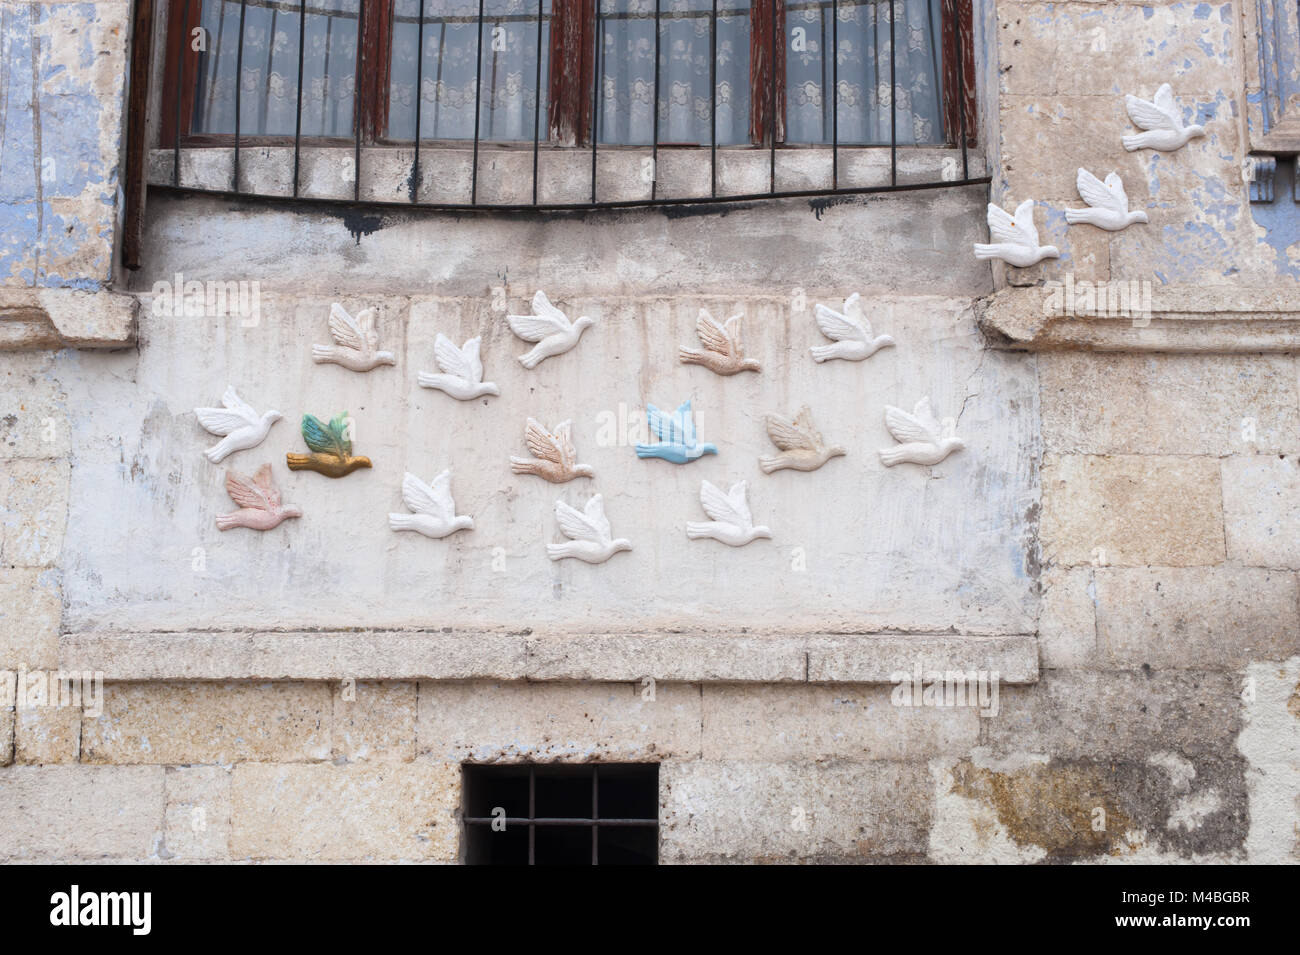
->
187;0;946;144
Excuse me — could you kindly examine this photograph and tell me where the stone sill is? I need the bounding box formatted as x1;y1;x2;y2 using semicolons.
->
148;144;986;206
978;284;1300;353
60;630;1039;684
0;288;138;351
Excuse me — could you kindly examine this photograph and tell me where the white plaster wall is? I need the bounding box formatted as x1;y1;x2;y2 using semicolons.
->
60;288;1038;634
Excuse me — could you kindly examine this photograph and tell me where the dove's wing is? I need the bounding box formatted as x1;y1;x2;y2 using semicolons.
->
301;414;347;457
699;480;751;527
1152;83;1177;119
677;399;698;446
196;405;253;436
1125;92;1177;132
221;386;257;420
401;470;453;520
434;333;478;381
885;400;942;444
508;291;572;341
766;413;817;452
327;303;367;351
813;303;868;343
695;310;736;357
523;418;565;464
251;463;282;508
645;403;675;442
987;201;1039;247
1103;172;1129;208
584;494;613;541
555;498;605;543
225;469;274;511
1076;168;1123;212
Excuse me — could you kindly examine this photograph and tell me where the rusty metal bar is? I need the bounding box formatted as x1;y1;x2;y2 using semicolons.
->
471;0;485;203
293;0;306;196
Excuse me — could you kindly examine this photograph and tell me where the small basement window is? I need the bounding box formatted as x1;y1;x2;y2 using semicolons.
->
463;763;659;865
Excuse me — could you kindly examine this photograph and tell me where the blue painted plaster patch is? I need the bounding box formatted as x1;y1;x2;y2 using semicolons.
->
1193;3;1212;19
1249;159;1300;278
1143;7;1154;19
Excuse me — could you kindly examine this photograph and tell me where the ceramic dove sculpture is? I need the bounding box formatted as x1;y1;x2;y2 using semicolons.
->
286;412;373;477
635;399;718;464
1123;83;1205;152
759;406;845;474
215;464;301;531
312;303;396;372
417;334;500;400
973;200;1059;268
546;494;632;564
879;398;965;467
1064;169;1148;231
811;293;895;363
679;309;761;375
195;386;282;464
506;290;595;369
686;480;771;547
388;470;473;539
510;418;594;483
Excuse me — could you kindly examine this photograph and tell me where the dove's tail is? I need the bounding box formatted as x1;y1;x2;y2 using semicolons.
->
546;543;574;561
518;348;543;370
809;344;838;363
634;444;661;459
509;456;538;475
678;347;705;366
204;442;229;465
878;447;908;468
416;373;445;389
215;513;241;531
972;244;1001;260
1063;209;1091;225
758;455;782;474
1121;134;1146;152
311;345;336;364
388;514;417;532
685;522;716;540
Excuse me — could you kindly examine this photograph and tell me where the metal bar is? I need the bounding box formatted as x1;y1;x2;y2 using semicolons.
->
260;7;277;132
591;765;599;865
531;0;544;204
121;0;155;269
157;173;995;211
174;0;191;186
888;0;896;185
591;0;601;203
651;0;660;199
234;0;248;191
293;0;306;196
955;0;968;179
709;0;717;196
831;0;837;187
466;818;660;827
412;0;425;202
353;0;365;201
471;0;485;203
769;0;776;193
528;765;535;866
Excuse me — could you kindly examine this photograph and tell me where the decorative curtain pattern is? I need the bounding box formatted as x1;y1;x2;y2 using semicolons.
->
598;0;750;146
387;0;550;141
784;0;945;145
191;0;360;137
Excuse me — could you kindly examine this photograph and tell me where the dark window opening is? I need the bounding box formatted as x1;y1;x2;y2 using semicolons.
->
462;763;659;865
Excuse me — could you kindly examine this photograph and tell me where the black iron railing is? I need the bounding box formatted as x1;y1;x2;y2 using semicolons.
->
155;0;988;212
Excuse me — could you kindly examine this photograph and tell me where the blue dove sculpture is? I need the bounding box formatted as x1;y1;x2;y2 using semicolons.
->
635;399;718;464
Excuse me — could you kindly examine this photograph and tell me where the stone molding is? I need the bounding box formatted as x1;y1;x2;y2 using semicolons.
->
0;289;138;351
59;630;1040;684
978;285;1300;352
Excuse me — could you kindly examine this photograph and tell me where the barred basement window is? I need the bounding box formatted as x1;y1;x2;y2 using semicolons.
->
462;763;659;865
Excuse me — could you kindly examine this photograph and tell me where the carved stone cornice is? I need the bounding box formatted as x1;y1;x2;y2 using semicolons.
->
0;288;138;351
978;284;1300;353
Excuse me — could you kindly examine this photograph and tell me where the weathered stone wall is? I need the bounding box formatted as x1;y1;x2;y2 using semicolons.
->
1;0;1298;864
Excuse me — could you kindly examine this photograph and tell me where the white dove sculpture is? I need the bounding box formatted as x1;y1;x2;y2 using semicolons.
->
811;293;896;363
506;290;595;369
973;199;1059;268
388;470;474;539
1064;168;1148;231
1123;83;1205;152
312;303;396;372
417;334;500;400
686;480;772;547
194;386;283;464
546;494;632;564
879;398;966;467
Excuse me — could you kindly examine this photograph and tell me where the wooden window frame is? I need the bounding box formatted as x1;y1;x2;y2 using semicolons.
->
160;0;975;149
